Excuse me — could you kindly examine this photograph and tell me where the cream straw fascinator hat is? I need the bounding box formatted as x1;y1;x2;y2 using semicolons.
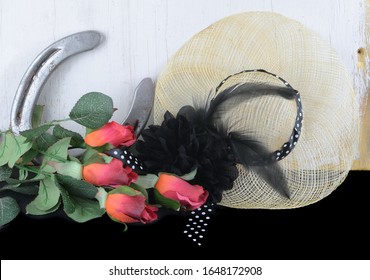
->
153;12;359;209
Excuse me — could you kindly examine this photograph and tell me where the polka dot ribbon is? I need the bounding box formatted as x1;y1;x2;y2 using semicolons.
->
183;203;216;246
215;69;303;164
106;148;146;174
184;69;304;246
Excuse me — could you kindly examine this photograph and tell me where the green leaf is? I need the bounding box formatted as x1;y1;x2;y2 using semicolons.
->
95;187;108;209
154;189;180;211
42;137;71;164
0;165;12;181
69;92;114;129
47;161;82;180
87;143;113;153
35;132;59;151
68;155;81;164
66;197;105;223
53;125;85;147
130;183;148;201
55;180;75;214
55;174;97;199
0;134;11;166
0;132;32;168
18;168;28;181
85;127;94;135
180;168;198;181
82;148;105;165
35;167;56;182
6;177;42;185
20;124;53;141
109;185;140;196
102;154;113;164
38;164;55;178
32;104;44;128
0;196;20;226
5;168;36;187
136;174;159;189
0;185;39;195
61;191;76;214
20;148;39;164
26;175;61;212
26;200;61;215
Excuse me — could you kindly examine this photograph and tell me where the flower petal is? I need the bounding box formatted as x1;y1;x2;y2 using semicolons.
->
156;173;206;201
105;193;145;223
85;122;136;147
83;158;138;187
105;192;158;224
140;205;158;224
155;173;208;210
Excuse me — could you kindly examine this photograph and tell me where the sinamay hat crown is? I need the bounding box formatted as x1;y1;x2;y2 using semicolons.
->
153;12;359;209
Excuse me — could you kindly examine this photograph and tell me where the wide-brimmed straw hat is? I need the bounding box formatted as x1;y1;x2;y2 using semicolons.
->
153;12;359;209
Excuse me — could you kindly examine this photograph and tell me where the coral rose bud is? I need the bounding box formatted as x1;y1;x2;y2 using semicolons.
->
105;191;158;224
155;173;208;210
85;121;136;147
83;158;137;187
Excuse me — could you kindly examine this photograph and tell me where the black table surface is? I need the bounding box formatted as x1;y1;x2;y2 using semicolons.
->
1;171;369;260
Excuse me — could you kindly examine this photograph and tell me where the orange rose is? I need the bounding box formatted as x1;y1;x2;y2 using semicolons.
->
83;158;137;187
105;190;158;224
84;121;136;147
155;173;208;210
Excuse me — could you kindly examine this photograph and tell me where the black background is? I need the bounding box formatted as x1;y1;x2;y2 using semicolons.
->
1;171;369;260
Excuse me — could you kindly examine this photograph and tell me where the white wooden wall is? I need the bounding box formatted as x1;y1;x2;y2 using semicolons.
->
0;0;368;167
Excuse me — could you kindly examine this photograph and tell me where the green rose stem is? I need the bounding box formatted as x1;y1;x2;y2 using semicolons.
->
14;164;40;175
43;118;71;126
37;150;67;163
51;118;71;124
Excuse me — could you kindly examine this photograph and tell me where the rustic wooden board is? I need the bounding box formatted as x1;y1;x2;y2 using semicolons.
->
0;0;368;168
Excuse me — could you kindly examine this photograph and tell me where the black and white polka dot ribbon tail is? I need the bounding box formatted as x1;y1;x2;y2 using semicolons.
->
184;203;216;246
106;147;146;174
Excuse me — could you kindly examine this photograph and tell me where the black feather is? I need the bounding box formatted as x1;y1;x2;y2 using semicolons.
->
200;84;295;198
228;132;271;166
205;83;296;125
228;132;290;199
253;165;290;199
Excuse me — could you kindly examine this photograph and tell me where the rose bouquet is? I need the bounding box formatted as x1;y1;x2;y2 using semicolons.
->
0;92;208;229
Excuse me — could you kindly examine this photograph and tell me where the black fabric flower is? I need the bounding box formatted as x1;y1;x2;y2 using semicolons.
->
136;108;239;203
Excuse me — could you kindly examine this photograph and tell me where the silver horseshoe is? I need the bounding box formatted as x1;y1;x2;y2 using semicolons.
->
10;31;154;136
124;77;154;136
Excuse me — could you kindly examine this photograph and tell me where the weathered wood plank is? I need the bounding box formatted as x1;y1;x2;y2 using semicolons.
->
0;0;368;168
